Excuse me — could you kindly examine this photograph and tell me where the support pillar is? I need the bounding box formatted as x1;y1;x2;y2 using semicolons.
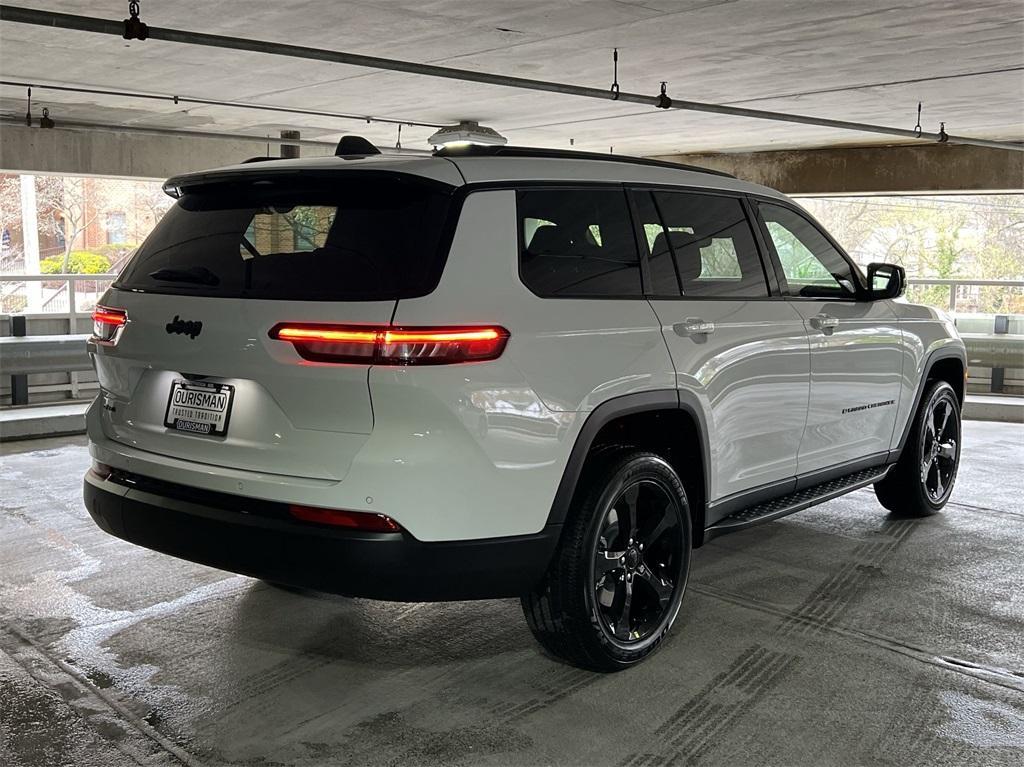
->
19;174;42;312
280;130;300;159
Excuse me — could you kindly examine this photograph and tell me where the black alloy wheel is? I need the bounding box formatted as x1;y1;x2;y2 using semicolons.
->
875;379;961;517
522;450;691;671
919;393;959;505
591;479;685;644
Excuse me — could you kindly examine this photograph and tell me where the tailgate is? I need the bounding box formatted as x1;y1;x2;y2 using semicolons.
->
93;289;392;480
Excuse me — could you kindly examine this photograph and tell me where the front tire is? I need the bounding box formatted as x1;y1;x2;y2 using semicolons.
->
875;380;961;516
521;450;692;671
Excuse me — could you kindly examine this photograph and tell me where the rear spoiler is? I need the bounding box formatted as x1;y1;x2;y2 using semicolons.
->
162;166;457;199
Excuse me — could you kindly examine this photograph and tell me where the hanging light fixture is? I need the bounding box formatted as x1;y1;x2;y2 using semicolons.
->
427;120;507;148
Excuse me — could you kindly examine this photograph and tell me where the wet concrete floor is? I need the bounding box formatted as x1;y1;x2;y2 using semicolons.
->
1;421;1022;766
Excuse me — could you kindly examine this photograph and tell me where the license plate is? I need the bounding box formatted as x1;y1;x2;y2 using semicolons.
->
164;380;234;437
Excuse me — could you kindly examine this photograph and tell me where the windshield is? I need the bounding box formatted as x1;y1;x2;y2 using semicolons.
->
115;174;454;301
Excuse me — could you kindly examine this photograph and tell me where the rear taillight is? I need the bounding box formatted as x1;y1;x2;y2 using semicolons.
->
269;324;510;365
91;305;127;345
90;460;113;479
289;504;402;532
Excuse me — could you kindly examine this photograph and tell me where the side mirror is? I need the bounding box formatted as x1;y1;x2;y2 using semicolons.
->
866;262;906;300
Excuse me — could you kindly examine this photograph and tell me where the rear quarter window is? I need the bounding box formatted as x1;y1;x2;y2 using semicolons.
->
115;174;454;301
517;188;643;298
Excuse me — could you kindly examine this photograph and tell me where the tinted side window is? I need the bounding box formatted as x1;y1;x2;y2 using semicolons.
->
518;189;642;297
759;203;858;298
639;191;768;298
631;191;679;296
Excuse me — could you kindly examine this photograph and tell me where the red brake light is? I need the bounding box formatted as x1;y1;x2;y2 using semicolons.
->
289;504;402;532
92;305;127;344
90;460;113;479
269;324;509;365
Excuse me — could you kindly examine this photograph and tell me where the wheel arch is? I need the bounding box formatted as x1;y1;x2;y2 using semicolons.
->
892;345;967;458
547;390;712;546
927;356;966;405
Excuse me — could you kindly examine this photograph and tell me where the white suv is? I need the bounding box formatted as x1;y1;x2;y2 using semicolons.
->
84;141;966;671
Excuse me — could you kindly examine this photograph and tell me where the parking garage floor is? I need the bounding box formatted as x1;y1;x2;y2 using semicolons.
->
2;422;1022;767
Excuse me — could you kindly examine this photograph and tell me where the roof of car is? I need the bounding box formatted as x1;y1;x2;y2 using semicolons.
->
434;144;737;177
163;145;787;202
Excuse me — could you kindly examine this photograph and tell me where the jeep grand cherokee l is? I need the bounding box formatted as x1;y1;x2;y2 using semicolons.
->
84;142;966;671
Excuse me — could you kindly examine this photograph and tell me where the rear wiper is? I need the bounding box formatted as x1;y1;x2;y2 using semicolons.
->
149;266;221;286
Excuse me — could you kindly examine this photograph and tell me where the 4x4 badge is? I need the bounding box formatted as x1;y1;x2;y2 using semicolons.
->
166;315;202;339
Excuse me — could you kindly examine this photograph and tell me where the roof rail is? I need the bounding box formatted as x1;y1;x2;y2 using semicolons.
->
433;144;736;178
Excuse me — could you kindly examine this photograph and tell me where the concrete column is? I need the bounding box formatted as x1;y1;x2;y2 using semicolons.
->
19;175;42;311
280;130;301;159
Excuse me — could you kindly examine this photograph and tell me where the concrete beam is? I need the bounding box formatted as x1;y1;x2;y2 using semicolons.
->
0;123;332;179
650;144;1024;195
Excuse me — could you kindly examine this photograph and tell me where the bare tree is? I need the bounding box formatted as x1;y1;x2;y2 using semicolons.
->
0;175;24;273
34;176;108;272
0;174;21;235
135;181;175;241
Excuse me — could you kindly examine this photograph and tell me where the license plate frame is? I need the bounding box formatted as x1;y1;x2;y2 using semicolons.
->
163;379;235;437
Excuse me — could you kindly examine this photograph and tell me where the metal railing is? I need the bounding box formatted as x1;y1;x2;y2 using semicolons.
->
2;275;1022;314
906;278;1024;313
0;273;118;332
1;275;1022;405
0;274;116;403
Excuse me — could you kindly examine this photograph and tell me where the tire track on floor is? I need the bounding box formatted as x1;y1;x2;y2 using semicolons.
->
886;687;949;766
665;649;798;765
945;499;1024;520
467;663;599;723
612;647;800;767
691;582;1024;693
868;685;984;767
778;519;915;636
218;651;335;714
630;518;920;765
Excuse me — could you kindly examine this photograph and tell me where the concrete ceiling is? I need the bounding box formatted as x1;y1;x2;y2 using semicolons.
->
0;0;1021;156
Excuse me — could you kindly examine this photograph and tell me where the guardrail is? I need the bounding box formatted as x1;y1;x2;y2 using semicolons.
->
0;334;93;375
1;275;1022;405
0;274;115;404
3;332;1018;402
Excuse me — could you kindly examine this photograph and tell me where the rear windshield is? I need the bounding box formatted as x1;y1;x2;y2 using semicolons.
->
115;174;454;301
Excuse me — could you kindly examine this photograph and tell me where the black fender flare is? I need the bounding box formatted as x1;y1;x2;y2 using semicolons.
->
891;345;967;460
545;389;711;535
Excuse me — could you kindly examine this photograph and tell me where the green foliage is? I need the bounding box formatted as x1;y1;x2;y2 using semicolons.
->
90;243;137;258
698;240;741;278
40;250;112;274
801;195;1024;315
766;222;833;281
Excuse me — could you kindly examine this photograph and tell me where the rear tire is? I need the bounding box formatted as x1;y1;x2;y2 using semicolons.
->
875;380;961;517
521;450;692;671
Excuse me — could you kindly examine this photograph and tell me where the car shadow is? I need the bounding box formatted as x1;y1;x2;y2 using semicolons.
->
223;579;537;670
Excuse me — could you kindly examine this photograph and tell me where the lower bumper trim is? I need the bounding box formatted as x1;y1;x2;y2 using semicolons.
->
84;472;559;602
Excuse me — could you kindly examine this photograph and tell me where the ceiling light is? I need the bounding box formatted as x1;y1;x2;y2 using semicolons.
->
427;120;507;147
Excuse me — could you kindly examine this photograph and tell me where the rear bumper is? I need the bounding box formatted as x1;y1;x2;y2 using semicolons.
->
84;471;559;601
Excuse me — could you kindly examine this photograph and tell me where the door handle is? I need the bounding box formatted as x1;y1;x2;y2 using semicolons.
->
810;314;840;335
673;318;716;337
